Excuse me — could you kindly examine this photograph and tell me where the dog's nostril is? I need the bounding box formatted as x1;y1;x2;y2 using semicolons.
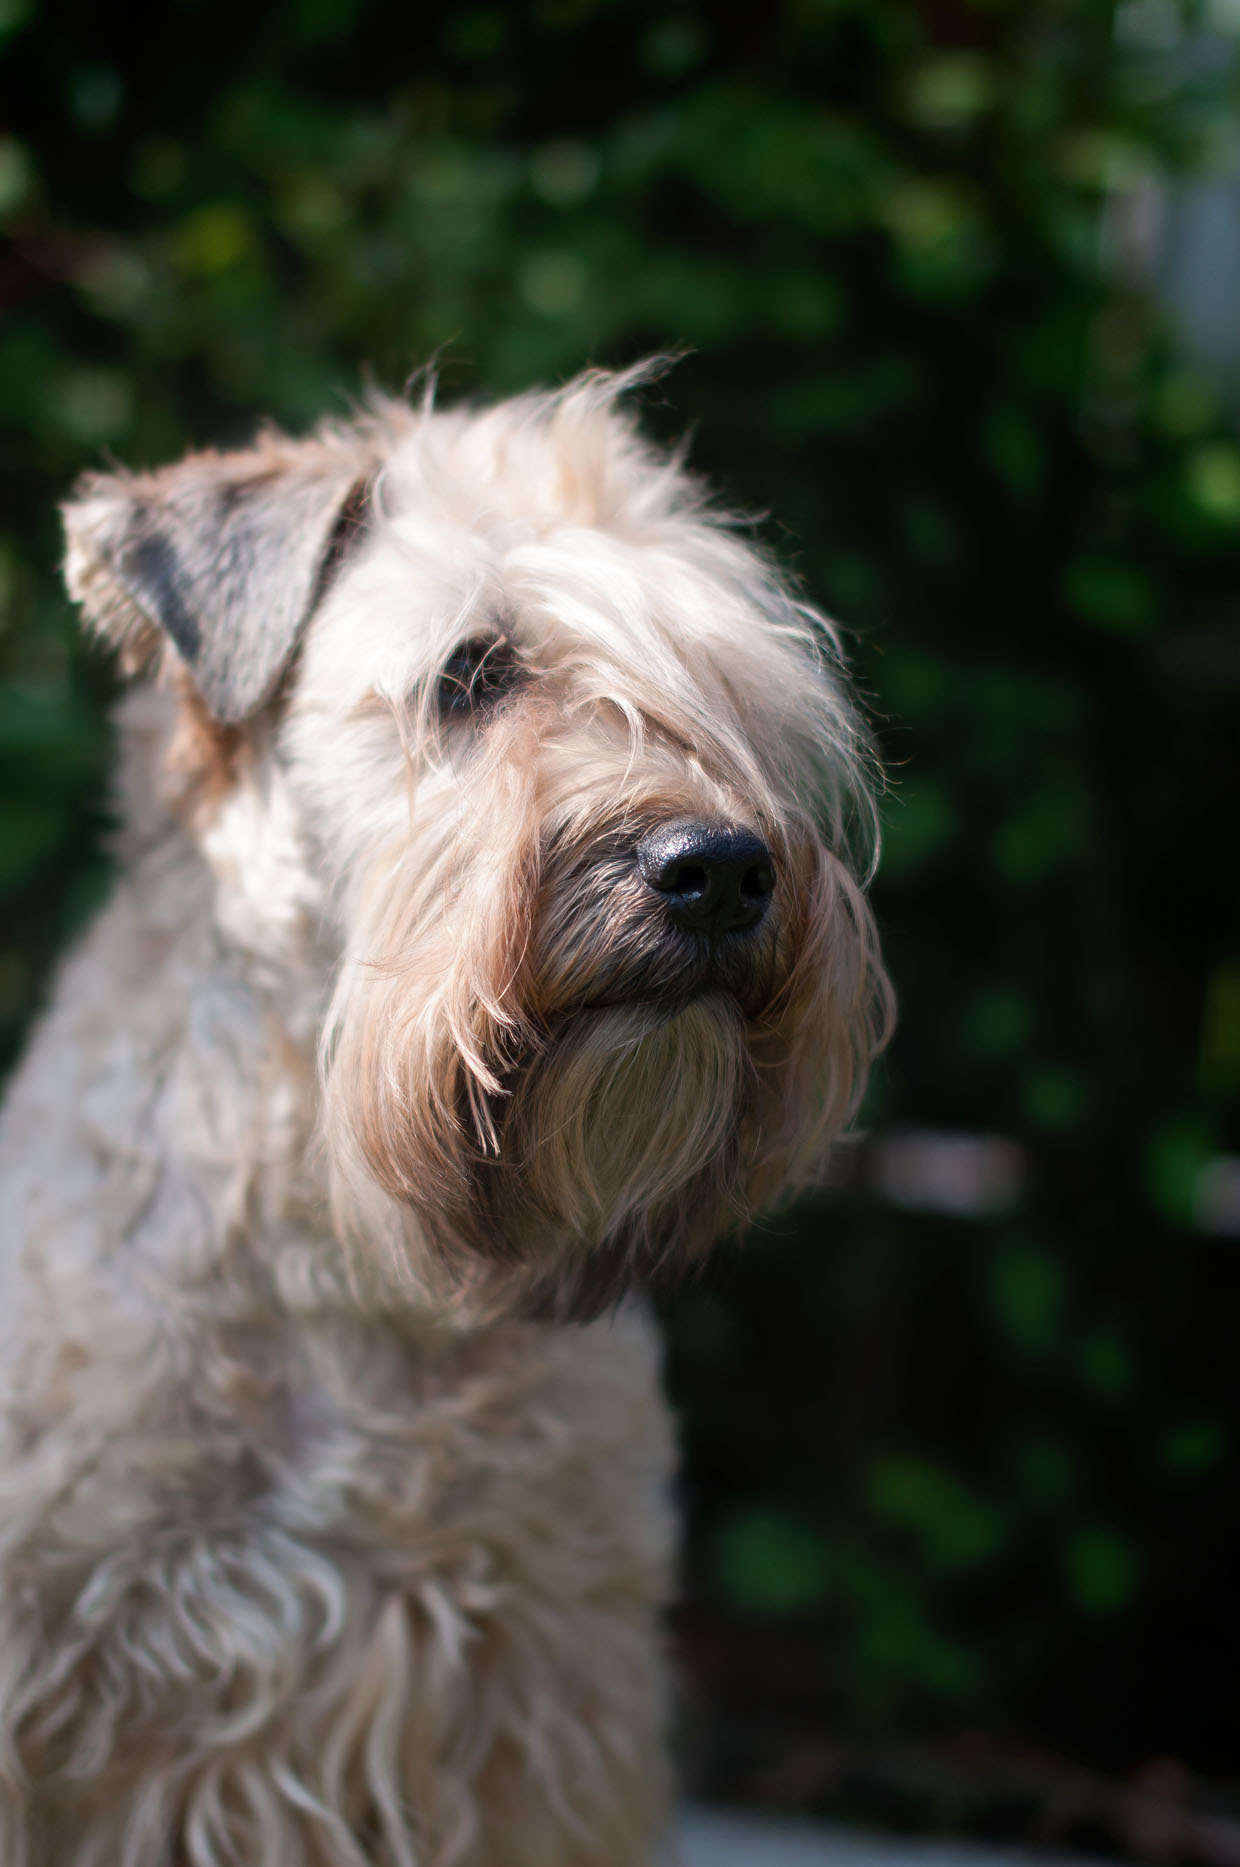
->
665;862;708;901
636;820;775;936
741;862;775;903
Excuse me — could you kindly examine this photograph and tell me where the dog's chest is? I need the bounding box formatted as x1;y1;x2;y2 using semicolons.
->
248;1303;674;1559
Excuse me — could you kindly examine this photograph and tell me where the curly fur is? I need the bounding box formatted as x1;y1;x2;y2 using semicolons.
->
0;366;891;1865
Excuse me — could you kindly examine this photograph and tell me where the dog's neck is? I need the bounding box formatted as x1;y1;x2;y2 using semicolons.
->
99;686;343;1276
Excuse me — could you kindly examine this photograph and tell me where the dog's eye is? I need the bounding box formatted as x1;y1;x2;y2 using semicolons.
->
437;638;524;718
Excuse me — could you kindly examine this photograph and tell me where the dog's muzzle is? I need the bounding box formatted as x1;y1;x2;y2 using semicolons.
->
636;819;775;936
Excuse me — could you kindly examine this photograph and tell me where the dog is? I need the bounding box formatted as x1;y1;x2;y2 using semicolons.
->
0;365;891;1866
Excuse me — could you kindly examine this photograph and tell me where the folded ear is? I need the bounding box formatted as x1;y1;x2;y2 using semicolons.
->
62;425;376;723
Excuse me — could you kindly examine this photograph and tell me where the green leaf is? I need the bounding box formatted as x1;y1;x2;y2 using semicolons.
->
866;1454;1006;1573
1143;1115;1214;1227
1185;445;1240;524
1063;557;1156;635
1074;1325;1135;1403
987;1239;1065;1359
1021;1063;1093;1133
709;1507;830;1616
1156;1418;1228;1477
880;783;957;879
1063;1526;1142;1615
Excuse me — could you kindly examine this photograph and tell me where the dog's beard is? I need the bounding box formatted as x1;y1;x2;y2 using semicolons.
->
321;820;884;1324
326;983;754;1323
486;996;752;1317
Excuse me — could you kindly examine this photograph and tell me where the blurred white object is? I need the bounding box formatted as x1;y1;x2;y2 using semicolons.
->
1194;1155;1240;1236
868;1129;1027;1218
676;1807;1113;1867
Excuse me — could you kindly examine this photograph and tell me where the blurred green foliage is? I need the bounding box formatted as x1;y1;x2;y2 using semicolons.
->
2;0;1239;1807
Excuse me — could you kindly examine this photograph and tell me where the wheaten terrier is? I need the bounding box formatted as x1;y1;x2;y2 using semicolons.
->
0;366;891;1866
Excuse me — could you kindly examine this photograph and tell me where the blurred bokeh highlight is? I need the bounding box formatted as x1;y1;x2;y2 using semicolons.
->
2;0;1238;1854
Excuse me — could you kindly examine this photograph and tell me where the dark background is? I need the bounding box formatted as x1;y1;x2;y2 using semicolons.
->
2;1;1239;1854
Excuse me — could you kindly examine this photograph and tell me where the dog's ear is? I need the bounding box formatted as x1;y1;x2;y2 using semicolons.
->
62;428;375;723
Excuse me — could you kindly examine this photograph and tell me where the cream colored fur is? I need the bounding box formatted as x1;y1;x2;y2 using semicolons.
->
0;368;891;1865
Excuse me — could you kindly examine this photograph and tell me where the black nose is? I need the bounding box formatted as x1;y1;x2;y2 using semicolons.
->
636;820;775;936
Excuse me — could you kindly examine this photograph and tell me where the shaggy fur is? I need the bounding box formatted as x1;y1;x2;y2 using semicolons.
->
0;366;892;1865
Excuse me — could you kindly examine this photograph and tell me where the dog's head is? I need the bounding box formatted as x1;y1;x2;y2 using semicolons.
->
63;366;893;1321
